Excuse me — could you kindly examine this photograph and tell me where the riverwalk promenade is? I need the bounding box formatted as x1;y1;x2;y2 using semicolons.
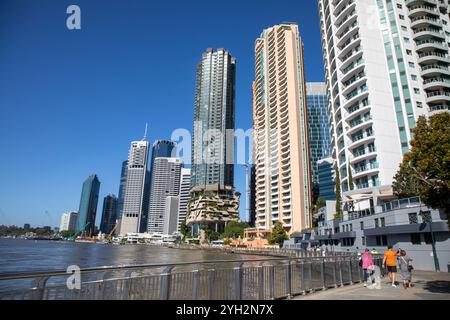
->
294;270;450;300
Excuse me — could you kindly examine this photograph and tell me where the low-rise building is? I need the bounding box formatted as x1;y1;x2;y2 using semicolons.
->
284;197;450;271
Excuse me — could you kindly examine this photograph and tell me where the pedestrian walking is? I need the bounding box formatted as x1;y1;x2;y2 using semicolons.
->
383;246;399;287
361;248;374;287
398;250;413;289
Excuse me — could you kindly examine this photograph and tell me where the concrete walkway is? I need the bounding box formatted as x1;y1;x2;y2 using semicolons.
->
294;271;450;300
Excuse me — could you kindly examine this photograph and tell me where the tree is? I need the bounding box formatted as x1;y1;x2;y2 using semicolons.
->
312;197;326;227
268;222;288;247
348;164;354;191
334;165;343;220
393;113;450;224
223;221;250;239
180;219;190;240
60;230;74;239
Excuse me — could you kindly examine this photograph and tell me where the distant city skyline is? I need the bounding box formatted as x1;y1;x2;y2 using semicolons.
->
0;0;325;228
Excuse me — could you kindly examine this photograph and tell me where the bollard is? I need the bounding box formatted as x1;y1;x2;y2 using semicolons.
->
191;265;199;300
160;266;173;300
285;262;292;299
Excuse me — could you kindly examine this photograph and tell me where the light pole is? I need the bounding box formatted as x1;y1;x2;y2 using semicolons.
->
420;209;440;272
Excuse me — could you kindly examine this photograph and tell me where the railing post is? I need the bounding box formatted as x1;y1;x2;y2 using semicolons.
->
31;276;49;300
233;263;243;300
339;258;344;286
122;270;134;300
268;264;275;300
285;261;292;299
348;258;353;285
320;259;326;290
160;266;173;300
207;265;216;300
258;262;264;300
300;261;305;295
332;258;337;288
308;262;313;292
191;265;199;300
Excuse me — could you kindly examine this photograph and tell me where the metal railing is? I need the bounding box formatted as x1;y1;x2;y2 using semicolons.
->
0;256;385;300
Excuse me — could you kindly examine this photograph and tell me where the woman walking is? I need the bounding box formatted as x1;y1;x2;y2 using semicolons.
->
398;250;413;289
361;248;374;287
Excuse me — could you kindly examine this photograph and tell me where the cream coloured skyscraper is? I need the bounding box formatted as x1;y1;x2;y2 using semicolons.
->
119;132;150;235
252;23;313;234
318;0;449;212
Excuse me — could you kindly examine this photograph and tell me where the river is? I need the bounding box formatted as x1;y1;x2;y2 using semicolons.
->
0;238;264;274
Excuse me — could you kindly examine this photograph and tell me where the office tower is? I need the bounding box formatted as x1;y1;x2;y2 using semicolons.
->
119;130;150;235
252;23;313;234
77;175;100;237
99;194;118;235
117;160;128;220
147;157;183;234
188;48;240;232
317;157;336;200
307;82;332;185
23;224;30;231
177;168;191;231
163;196;180;235
59;212;78;232
318;0;449;213
150;141;176;172
248;164;257;227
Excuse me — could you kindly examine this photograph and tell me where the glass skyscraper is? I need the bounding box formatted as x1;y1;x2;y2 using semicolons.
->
306;82;331;185
191;48;236;189
77;174;100;237
187;48;240;232
117;160;128;220
100;194;118;235
317;157;336;201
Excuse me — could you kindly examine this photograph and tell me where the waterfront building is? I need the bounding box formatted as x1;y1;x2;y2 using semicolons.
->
76;175;100;237
248;164;257;227
177;168;191;231
23;224;30;231
306;82;332;186
317;156;336;200
284;197;450;272
188;48;240;233
147;157;183;234
100;194;118;235
163;196;179;235
317;0;449;217
252;23;313;235
117;160;128;219
119;130;150;235
59;211;78;233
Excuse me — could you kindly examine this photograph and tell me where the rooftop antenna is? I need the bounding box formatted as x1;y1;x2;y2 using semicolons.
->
143;123;148;141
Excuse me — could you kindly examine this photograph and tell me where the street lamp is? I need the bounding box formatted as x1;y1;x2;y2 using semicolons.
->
420;209;440;272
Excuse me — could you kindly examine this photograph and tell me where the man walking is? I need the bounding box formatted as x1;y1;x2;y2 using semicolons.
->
383;246;399;287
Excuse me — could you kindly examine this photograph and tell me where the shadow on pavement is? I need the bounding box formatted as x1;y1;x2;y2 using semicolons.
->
423;281;450;294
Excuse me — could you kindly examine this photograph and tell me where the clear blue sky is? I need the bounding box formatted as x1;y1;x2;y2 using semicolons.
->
0;0;324;228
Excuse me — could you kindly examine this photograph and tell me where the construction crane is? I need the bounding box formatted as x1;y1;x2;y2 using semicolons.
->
106;225;118;241
68;222;91;241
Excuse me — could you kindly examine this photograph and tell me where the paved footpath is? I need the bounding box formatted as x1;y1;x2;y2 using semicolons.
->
294;271;450;300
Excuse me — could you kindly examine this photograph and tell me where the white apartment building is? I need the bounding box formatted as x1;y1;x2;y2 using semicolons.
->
147;157;183;234
119;138;149;235
318;0;450;212
59;211;78;233
177;168;191;231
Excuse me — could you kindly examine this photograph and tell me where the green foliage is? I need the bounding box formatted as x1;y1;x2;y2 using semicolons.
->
268;222;288;246
60;230;74;239
179;219;190;240
334;165;342;218
348;164;354;191
393;113;450;223
223;221;250;239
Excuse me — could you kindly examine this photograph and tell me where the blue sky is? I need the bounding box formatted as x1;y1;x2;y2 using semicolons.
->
0;0;324;228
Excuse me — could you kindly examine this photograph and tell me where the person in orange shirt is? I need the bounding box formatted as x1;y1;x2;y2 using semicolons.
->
383;246;399;287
